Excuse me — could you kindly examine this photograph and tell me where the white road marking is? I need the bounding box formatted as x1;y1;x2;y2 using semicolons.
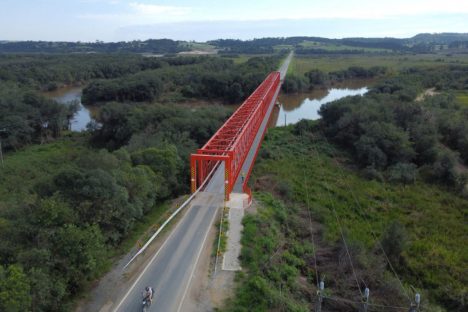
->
112;201;196;312
176;200;221;312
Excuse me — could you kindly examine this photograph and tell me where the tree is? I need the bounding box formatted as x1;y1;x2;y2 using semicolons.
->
305;69;327;85
226;82;244;103
131;146;180;198
381;221;407;264
387;162;418;184
0;264;31;312
51;224;106;293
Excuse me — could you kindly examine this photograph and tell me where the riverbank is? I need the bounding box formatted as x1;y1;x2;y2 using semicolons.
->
270;84;369;127
43;86;96;132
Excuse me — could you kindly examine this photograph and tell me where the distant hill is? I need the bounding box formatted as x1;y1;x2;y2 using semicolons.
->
1;33;468;54
410;32;468;44
0;39;188;54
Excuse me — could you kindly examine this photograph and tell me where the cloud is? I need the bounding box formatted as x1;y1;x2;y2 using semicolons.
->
128;2;189;16
79;1;190;23
202;0;468;22
115;14;468;42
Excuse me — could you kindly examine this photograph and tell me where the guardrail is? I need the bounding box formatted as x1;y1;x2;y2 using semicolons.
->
123;163;219;269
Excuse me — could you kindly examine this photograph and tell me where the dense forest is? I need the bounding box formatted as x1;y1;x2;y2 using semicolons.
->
0;51;283;310
81;56;280;104
0;102;231;311
0;54;279;151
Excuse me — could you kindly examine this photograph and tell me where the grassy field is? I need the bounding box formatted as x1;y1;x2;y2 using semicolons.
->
220;54;282;65
178;41;216;52
228;125;468;311
222;54;252;64
298;40;391;53
287;54;468;76
455;91;468;107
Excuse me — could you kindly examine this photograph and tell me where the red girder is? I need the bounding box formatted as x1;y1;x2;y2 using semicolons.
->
190;71;280;200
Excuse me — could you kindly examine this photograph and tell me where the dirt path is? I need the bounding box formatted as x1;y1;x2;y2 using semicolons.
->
416;87;438;101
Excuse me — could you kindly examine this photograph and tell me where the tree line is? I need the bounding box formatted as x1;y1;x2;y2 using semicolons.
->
82;56;280;104
282;66;387;94
0;39;187;54
0;54;202;91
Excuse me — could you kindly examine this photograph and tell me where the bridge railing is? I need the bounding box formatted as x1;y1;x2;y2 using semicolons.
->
190;71;280;200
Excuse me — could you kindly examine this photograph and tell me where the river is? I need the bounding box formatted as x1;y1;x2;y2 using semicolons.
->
44;86;95;132
269;80;370;127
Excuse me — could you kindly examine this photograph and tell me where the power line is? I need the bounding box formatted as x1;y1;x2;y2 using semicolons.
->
323;295;409;311
304;131;365;299
317;132;413;304
299;131;320;289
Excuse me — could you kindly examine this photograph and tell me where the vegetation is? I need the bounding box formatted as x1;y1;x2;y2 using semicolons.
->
211;33;468;55
0;53;168;91
319;66;468;191
3;33;468;56
0;54;278;152
287;54;468;77
282;65;387;93
225;123;467;311
2;36;468;312
0;83;78;150
0;39;187;54
82;56;279;104
0;99;231;311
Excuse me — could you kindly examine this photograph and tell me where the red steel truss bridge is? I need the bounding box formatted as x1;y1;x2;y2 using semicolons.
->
190;71;281;201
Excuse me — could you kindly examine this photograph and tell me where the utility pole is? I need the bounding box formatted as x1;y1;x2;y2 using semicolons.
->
316;280;324;312
361;288;370;312
409;293;421;312
0;139;3;167
0;129;6;168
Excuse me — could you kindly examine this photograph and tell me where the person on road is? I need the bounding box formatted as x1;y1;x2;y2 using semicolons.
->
144;286;154;305
241;171;246;183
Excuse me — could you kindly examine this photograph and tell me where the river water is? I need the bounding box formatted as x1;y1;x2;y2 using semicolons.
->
44;87;94;132
269;80;370;127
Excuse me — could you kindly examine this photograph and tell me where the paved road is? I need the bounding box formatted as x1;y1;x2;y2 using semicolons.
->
112;52;293;312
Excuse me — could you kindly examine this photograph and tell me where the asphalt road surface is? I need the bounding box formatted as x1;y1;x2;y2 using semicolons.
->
112;52;292;312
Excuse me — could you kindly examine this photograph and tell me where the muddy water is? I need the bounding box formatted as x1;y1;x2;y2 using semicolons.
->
44;86;95;132
269;80;371;127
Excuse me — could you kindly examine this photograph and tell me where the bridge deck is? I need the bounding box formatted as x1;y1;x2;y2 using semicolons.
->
233;51;293;193
232;84;281;192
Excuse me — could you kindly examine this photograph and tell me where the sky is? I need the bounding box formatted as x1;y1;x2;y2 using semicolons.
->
0;0;467;42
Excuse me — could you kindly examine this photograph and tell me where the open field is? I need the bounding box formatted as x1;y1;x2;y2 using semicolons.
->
178;41;217;52
228;125;468;310
456;91;468;107
298;40;392;52
288;53;468;75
